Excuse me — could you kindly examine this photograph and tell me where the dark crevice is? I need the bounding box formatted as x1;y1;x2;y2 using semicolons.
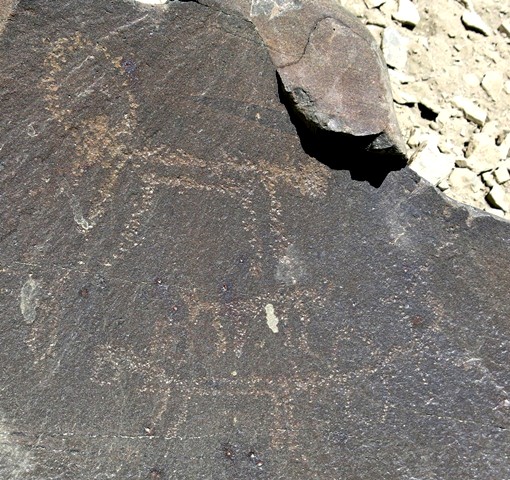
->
277;75;407;188
418;102;438;121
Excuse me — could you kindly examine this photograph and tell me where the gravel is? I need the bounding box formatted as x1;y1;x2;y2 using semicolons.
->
343;0;510;220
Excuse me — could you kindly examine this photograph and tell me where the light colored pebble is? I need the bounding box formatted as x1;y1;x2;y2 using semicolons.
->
392;0;420;28
383;27;410;70
437;179;450;191
494;166;510;184
367;24;384;44
486;184;510;212
481;71;505;101
482;171;497;187
481;120;501;138
366;8;388;27
392;85;418;104
409;135;456;185
420;97;441;114
446;168;488;210
487;207;506;218
498;133;510;159
388;70;416;84
457;132;503;173
461;9;492;36
498;20;510;37
343;1;367;17
380;0;398;17
407;129;429;148
452;95;487;126
463;73;480;88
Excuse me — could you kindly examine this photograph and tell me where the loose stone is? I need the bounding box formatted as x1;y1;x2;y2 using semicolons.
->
457;132;503;173
452;95;487;126
494;166;510;184
392;0;420;28
498;20;510;37
481;71;505;101
463;73;480;88
482;171;497;188
447;168;488;210
461;9;492;36
383;27;409;70
409;135;455;185
486;184;510;212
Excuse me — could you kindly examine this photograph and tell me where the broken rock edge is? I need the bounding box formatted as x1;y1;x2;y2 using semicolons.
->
170;0;408;164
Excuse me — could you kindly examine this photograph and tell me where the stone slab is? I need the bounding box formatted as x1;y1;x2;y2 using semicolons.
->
0;1;509;478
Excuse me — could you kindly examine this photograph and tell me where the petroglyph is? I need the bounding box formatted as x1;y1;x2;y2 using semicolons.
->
40;32;331;272
26;21;389;460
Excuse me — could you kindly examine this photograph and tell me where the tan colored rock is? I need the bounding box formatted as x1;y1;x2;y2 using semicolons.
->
437;179;450;191
457;132;504;173
342;0;366;17
448;168;488;210
388;69;415;84
409;135;455;185
379;0;398;17
481;121;502;138
498;133;510;159
452;96;487;126
383;27;409;70
487;207;505;218
481;71;505;101
461;10;492;36
366;24;384;44
366;8;388;27
392;85;418;104
487;184;510;212
392;0;420;28
494;166;510;184
463;73;480;88
498;20;510;37
482;171;497;188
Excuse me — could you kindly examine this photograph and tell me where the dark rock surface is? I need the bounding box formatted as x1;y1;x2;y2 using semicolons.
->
0;1;509;478
195;0;407;158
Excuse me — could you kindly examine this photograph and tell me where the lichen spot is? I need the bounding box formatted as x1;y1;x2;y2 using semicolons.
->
265;303;279;333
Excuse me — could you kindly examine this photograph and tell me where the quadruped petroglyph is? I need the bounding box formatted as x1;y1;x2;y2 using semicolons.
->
1;2;510;478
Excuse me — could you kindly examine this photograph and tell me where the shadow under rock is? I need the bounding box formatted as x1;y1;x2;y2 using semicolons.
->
277;77;408;188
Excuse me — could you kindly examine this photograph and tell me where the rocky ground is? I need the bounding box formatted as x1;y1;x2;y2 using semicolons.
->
342;0;510;219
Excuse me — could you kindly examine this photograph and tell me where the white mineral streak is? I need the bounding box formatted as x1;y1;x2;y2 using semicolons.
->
20;277;40;324
265;303;280;333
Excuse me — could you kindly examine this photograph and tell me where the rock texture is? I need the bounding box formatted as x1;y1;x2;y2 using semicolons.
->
197;0;407;158
1;1;510;479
